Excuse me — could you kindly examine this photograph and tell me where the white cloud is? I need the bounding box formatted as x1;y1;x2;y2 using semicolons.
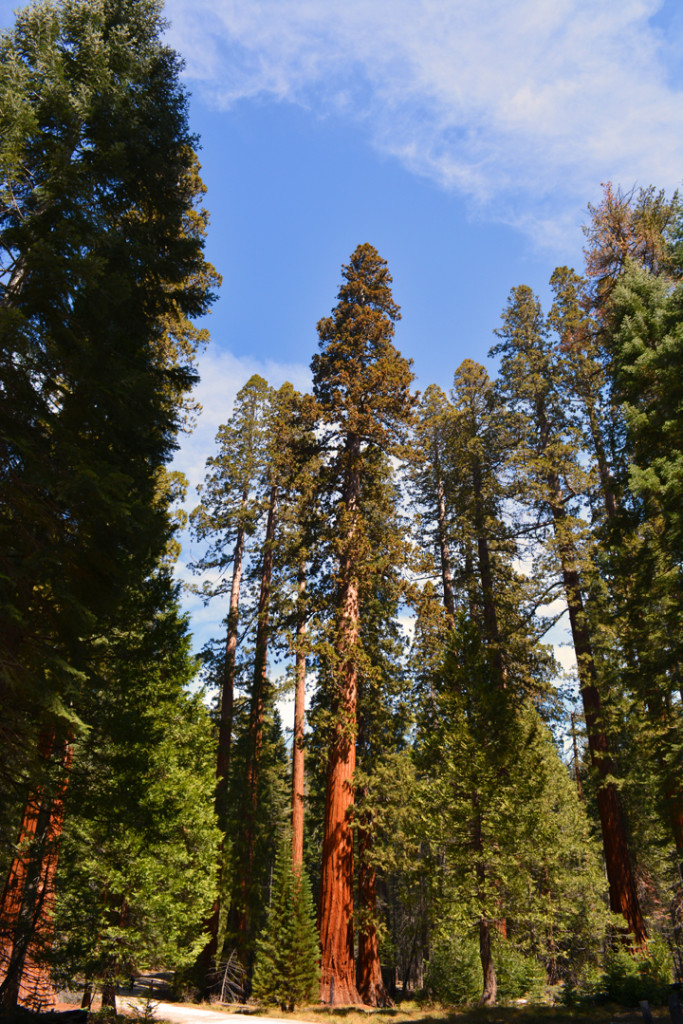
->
164;0;683;242
172;347;311;498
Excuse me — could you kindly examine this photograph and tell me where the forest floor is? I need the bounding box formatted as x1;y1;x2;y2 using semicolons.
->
122;998;671;1024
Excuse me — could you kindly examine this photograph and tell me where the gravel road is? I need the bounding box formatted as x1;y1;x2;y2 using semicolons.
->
119;997;311;1024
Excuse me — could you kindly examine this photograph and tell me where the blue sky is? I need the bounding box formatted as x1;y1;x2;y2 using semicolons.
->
2;0;683;676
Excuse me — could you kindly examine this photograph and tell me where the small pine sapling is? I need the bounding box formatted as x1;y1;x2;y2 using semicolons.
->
251;840;320;1010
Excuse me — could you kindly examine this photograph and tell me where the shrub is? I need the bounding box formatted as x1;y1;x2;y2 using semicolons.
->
492;937;547;1002
603;936;672;1006
424;930;481;1005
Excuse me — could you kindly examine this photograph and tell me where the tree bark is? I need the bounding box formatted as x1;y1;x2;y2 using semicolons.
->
240;483;278;944
292;564;307;869
570;711;584;801
0;727;71;1012
473;811;497;1005
471;458;506;690
357;824;393;1006
197;508;247;989
101;983;117;1012
318;451;361;1006
216;504;247;831
434;460;456;628
548;475;646;946
478;917;497;1005
585;402;619;521
583;399;683;874
318;713;358;1004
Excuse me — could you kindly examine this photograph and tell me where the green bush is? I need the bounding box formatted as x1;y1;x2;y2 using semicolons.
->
561;961;606;1006
492;937;547;1002
562;935;673;1007
424;930;547;1005
603;936;672;1006
424;930;481;1005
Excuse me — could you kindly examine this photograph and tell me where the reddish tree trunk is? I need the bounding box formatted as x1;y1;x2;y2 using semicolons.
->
357;825;392;1007
319;456;361;1006
0;727;71;1012
318;710;358;1005
549;484;647;946
292;564;307;869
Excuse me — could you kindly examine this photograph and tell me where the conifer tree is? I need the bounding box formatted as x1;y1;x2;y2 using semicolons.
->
238;382;305;950
492;285;647;946
353;449;411;1007
311;243;415;1004
194;380;317;975
548;257;683;917
51;578;219;1009
410;360;609;1001
604;257;683;884
251;839;320;1011
408;386;459;627
0;0;217;1006
190;375;272;981
583;183;680;309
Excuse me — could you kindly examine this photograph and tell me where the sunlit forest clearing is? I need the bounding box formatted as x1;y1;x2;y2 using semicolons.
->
1;0;683;1020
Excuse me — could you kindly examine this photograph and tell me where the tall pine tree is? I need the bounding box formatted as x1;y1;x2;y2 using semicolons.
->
0;0;217;1007
311;244;414;1004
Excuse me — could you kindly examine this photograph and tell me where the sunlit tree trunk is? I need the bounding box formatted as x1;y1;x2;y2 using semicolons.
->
548;474;647;946
473;811;497;1006
197;507;246;988
356;816;393;1006
319;458;361;1006
435;465;456;628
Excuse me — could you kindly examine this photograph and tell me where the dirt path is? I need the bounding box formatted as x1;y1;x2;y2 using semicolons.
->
119;998;310;1024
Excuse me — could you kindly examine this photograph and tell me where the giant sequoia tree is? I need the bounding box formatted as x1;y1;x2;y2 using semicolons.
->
311;244;414;1004
0;0;216;1007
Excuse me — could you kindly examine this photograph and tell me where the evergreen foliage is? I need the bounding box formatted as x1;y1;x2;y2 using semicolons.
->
0;0;217;862
4;29;683;1004
251;840;320;1010
51;580;219;994
311;243;415;1006
0;0;217;1007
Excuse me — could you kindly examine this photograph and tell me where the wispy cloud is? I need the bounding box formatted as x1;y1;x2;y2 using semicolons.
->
172;348;311;498
164;0;683;239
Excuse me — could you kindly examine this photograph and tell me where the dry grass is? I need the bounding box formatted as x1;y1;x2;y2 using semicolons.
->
198;1000;668;1024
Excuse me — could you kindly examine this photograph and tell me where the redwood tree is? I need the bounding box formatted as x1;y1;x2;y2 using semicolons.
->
311;244;414;1004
